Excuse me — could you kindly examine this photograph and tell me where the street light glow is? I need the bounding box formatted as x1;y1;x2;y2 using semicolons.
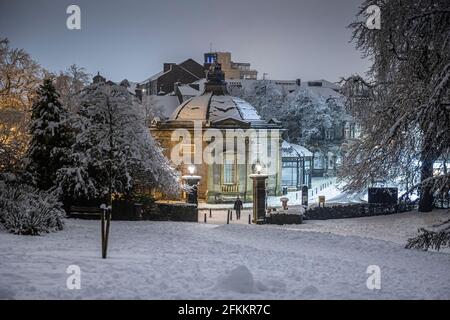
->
255;162;262;174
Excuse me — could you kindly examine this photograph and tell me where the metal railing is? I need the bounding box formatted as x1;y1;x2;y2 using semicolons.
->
221;184;239;193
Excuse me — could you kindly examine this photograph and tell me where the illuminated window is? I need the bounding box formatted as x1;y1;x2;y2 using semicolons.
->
180;144;195;156
223;156;236;185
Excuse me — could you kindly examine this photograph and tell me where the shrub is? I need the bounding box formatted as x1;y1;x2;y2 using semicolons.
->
0;181;65;235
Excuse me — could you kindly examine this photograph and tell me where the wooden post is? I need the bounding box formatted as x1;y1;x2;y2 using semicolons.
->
204;213;207;223
101;208;106;259
209;209;212;218
227;210;230;224
104;209;111;259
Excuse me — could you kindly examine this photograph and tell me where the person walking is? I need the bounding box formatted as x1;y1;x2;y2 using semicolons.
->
234;196;243;220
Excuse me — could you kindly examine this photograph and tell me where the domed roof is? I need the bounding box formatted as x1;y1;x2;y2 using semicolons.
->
169;62;265;124
170;92;261;122
161;63;281;129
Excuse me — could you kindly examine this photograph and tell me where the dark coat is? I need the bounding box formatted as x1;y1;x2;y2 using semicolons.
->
233;199;243;211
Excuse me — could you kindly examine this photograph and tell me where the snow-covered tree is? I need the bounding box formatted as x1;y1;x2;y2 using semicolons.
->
54;64;90;113
233;81;350;159
406;219;450;251
26;78;74;190
57;81;180;204
0;38;42;173
231;81;285;121
142;95;169;122
281;88;347;148
340;0;450;213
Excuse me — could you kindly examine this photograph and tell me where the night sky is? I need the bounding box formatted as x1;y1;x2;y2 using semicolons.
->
0;0;370;83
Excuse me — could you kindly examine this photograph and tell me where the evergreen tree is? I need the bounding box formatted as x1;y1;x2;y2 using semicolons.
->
26;78;73;190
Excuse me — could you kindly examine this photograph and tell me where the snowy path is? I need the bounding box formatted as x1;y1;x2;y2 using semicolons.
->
0;212;449;299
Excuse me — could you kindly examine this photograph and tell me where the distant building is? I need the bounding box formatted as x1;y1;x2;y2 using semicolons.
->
204;52;258;80
170;78;302;105
137;59;205;99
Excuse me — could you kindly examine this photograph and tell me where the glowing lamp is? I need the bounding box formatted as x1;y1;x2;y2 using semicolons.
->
255;162;262;175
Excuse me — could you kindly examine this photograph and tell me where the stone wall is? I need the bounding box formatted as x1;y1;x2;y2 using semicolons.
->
68;200;198;222
266;213;303;225
304;203;409;220
144;202;198;222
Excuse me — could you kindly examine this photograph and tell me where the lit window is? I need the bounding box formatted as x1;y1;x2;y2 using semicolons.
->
223;158;236;185
180;144;195;156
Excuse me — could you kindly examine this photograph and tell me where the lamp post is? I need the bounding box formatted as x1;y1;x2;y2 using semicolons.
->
182;165;201;204
249;162;268;224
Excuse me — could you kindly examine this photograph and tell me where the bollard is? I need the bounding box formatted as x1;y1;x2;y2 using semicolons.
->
227;210;230;224
101;208;105;258
209;208;212;218
204;213;207;223
230;210;233;221
248;214;251;225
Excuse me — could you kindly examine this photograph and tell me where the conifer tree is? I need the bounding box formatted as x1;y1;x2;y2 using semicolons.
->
26;79;73;190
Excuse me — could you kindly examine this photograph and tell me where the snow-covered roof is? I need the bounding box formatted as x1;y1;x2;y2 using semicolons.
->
282;141;313;158
170;93;263;123
178;85;200;96
127;81;138;95
139;71;166;85
309;79;341;91
143;95;180;119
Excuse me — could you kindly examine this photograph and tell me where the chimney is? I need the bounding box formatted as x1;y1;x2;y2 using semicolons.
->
174;82;180;94
163;63;175;72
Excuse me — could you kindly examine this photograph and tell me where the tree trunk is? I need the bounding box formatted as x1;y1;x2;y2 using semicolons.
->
418;157;434;212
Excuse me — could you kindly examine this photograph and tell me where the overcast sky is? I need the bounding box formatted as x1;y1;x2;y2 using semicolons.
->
0;0;370;83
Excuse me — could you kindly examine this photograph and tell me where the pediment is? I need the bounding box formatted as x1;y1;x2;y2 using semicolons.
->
211;117;251;128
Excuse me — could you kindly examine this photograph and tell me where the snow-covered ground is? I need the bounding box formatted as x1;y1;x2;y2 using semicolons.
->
0;210;449;300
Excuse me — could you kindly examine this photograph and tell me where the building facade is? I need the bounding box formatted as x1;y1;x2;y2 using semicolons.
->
204;52;258;80
151;64;282;203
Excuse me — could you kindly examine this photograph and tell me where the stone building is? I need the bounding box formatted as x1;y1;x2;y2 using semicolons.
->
151;64;282;203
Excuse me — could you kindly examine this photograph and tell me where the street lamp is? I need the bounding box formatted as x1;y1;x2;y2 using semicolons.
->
255;162;263;175
182;164;201;204
250;161;268;224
